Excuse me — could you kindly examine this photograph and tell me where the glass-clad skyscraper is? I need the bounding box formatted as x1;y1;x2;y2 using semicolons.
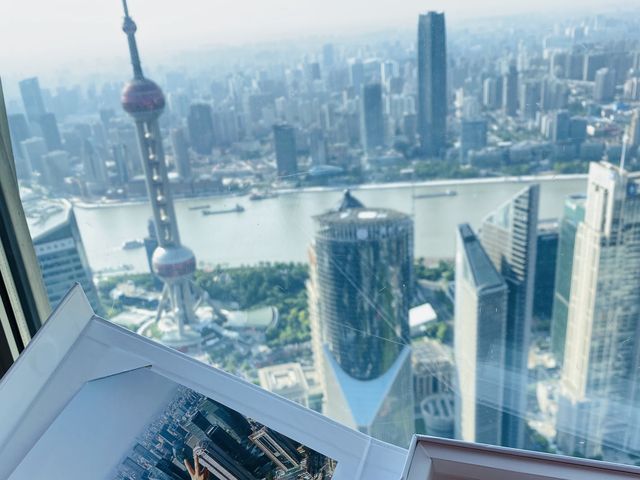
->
308;190;413;446
417;12;447;157
480;184;539;449
550;194;585;364
360;83;385;153
557;162;640;458
454;223;508;446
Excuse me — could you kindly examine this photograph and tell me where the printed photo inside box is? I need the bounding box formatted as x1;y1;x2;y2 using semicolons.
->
10;367;337;480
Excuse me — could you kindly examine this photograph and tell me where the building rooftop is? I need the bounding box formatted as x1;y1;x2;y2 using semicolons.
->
20;188;72;241
409;303;438;330
412;339;453;370
458;223;506;293
258;362;309;397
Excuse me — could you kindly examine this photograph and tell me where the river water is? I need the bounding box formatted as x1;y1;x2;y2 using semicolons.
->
74;176;588;274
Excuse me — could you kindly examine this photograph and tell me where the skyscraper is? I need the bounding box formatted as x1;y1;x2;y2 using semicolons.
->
82;139;108;191
460;119;487;161
309;127;327;166
360;83;385;153
454;223;508;446
308;191;414;446
550;194;585;364
480;184;539;448
533;220;559;322
118;0;215;351
20;137;47;177
187;103;215;155
38;112;63;151
594;67;615;103
482;76;503;110
557;162;640;458
417;12;447;157
519;79;541;120
273;123;297;178
24;198;102;314
502;64;518;117
18;77;46;123
171;127;191;180
7;114;30;161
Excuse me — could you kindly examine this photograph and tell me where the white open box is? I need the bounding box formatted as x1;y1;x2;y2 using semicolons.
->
0;285;407;480
401;435;640;479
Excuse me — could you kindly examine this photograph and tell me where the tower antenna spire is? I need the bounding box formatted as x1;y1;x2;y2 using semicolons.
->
121;0;144;79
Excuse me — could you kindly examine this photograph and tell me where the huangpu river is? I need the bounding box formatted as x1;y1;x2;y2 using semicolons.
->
74;175;588;275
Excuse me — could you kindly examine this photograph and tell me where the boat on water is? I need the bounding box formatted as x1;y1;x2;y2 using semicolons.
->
249;190;278;201
121;239;144;250
188;204;211;211
413;189;458;199
202;204;245;216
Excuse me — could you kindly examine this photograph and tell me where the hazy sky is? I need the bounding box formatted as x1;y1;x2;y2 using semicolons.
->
0;0;636;81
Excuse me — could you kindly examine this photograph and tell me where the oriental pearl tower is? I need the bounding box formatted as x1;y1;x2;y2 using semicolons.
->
119;0;216;351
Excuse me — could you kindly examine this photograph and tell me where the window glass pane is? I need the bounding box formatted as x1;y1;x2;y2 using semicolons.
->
4;0;640;469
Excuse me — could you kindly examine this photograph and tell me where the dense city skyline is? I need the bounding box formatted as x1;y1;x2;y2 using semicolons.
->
1;1;638;88
6;0;640;472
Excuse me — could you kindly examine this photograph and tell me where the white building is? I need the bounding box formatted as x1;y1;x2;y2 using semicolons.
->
557;161;640;458
22;193;101;314
454;223;508;446
258;362;309;408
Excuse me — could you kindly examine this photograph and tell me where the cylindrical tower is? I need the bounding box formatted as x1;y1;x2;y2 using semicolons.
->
312;190;413;380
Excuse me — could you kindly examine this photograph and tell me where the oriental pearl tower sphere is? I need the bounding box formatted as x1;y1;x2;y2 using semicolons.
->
119;0;215;351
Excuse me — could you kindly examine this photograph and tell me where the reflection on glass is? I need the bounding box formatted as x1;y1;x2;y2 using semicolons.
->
5;0;640;469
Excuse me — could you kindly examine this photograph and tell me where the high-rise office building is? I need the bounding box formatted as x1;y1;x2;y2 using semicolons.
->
360;83;385;153
557;162;640;458
551;110;571;143
550;194;586;364
502;64;518;117
171;128;191;180
417;12;447;157
7;114;30;161
20;137;47;176
187;103;215;155
308;190;414;446
82;139;108;191
41;150;70;189
349;60;365;93
38;112;62;151
273;123;297;178
594;68;616;103
18;77;46;123
541;77;569;112
569;116;588;144
482;76;503;110
24;198;102;314
460;119;487;161
480;184;539;448
112;122;143;177
309;127;327;166
519;80;541;120
533;220;559;322
583;53;607;82
455;223;508;446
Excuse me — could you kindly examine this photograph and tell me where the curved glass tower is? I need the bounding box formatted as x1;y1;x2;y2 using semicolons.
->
309;191;414;446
